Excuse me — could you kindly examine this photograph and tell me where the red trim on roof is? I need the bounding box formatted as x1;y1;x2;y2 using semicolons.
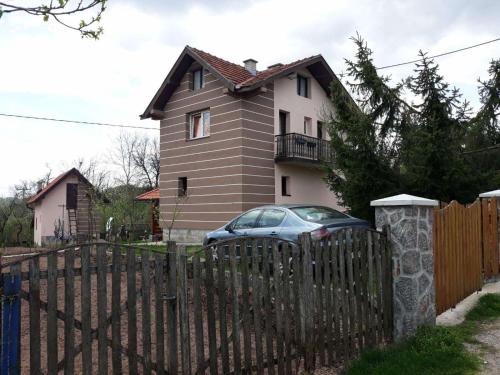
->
27;168;91;205
135;188;160;201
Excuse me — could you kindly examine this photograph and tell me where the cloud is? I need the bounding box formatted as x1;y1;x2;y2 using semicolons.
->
0;0;498;195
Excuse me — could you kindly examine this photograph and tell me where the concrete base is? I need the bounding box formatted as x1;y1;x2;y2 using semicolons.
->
437;280;500;326
163;228;208;244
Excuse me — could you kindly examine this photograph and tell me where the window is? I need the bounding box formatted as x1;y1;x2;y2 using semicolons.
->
189;110;210;139
291;206;348;223
279;111;288;135
304;117;312;135
281;176;290;196
178;177;187;197
232;209;262;230
317;121;324;139
297;74;308;97
192;68;203;90
258;209;286;228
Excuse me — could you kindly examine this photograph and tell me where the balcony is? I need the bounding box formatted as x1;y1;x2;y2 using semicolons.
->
275;133;333;164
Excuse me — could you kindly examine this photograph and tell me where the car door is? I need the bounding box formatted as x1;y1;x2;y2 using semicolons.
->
253;208;287;238
230;209;263;238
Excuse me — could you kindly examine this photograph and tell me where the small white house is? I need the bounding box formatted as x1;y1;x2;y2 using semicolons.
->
28;168;100;246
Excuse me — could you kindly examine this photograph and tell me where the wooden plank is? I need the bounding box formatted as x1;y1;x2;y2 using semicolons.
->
262;239;276;375
240;240;253;373
96;244;108;375
192;255;205;375
282;243;293;375
47;251;58;374
142;251;153;375
178;247;191;375
352;230;363;353
166;242;178;375
314;240;325;366
491;198;499;276
292;241;302;365
330;232;342;360
217;243;230;374
381;228;393;341
80;245;92;375
301;233;314;372
366;231;375;347
345;229;356;354
359;230;369;351
374;232;384;345
29;256;41;375
229;242;242;374
127;248;139;375
323;238;334;364
272;240;285;375
339;229;350;357
111;246;122;374
204;245;218;375
252;240;264;375
64;248;75;375
154;252;166;375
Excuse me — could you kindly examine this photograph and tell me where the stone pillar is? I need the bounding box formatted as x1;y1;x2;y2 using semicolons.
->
371;194;439;341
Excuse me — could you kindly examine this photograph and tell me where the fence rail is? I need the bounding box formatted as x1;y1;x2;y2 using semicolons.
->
0;227;392;374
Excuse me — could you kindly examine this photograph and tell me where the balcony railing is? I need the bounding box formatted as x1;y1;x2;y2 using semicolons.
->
275;133;333;163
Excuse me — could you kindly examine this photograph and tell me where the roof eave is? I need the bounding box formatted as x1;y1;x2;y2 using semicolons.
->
140;46;236;120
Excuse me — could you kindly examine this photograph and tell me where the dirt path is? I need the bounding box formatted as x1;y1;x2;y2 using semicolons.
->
466;319;500;374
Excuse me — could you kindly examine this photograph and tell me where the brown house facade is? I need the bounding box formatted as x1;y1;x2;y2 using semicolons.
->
142;47;346;243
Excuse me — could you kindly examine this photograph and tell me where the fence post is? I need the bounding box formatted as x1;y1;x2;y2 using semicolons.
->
299;233;315;372
371;194;438;342
479;190;500;277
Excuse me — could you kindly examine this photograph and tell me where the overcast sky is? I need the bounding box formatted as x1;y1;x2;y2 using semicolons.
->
0;0;499;196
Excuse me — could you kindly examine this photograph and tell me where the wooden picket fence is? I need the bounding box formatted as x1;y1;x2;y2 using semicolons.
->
433;197;500;315
0;227;392;374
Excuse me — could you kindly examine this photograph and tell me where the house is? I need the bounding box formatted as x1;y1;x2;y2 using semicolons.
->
141;46;346;243
28;168;100;246
135;188;162;241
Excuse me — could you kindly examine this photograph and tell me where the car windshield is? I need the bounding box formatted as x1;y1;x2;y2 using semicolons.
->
291;206;348;223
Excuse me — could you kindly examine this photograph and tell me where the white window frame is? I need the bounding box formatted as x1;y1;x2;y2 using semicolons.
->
189;110;210;140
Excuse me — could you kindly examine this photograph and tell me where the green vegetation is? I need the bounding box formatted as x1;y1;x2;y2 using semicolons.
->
326;35;500;220
347;293;500;375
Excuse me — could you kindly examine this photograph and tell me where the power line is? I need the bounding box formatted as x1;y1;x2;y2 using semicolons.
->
376;37;500;70
0;112;158;130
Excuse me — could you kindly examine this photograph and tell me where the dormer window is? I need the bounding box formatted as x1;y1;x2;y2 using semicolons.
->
297;74;309;98
192;68;203;90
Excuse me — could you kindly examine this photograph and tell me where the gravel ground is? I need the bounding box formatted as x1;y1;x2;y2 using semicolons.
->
465;319;500;375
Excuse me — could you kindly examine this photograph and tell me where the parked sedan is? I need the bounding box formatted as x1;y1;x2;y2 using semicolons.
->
202;204;369;246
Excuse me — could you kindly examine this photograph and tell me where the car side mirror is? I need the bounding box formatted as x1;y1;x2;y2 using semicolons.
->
225;224;234;233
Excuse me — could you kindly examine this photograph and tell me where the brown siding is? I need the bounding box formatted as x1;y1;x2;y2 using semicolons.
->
76;182;100;241
241;84;275;209
160;66;245;230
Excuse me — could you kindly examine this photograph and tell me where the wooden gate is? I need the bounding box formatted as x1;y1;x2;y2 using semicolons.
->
0;227;393;374
433;198;500;315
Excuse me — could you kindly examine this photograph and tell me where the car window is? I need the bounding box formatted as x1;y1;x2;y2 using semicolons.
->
291;206;348;223
232;210;262;230
257;209;286;228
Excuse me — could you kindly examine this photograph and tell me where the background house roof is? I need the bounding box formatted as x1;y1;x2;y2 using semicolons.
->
27;168;91;205
135;188;160;201
140;46;340;119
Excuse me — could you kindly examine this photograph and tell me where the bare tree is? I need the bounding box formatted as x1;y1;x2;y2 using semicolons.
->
132;136;160;189
0;0;107;39
111;131;139;186
73;157;110;193
162;195;188;241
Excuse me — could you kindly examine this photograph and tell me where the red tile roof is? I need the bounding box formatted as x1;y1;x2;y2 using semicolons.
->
27;168;90;205
135;188;160;201
191;47;319;87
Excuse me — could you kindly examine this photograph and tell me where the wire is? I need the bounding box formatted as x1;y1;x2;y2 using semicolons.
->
376;37;500;70
0;112;158;130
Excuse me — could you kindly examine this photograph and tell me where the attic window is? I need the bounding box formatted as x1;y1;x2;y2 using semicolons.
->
192;68;203;91
297;74;309;98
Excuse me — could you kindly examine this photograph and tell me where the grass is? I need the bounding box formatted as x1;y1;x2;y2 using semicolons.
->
347;293;500;375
